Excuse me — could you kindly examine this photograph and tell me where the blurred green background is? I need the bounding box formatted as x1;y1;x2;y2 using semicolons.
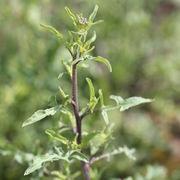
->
1;0;180;179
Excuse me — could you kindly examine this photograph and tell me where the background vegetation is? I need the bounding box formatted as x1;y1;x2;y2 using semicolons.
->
0;0;180;179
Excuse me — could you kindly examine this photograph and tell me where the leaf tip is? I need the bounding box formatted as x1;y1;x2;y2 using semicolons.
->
24;170;29;176
22;121;28;128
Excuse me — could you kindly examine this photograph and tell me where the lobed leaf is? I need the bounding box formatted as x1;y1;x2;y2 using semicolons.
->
91;146;136;165
109;96;153;111
22;106;59;127
40;23;63;39
24;153;61;176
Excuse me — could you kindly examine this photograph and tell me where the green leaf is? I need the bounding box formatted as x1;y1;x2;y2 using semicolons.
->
65;6;77;26
93;20;104;25
71;171;81;179
101;110;109;125
54;146;64;156
51;171;67;180
58;72;65;79
71;133;79;149
86;77;98;112
89;5;99;22
86;77;95;102
98;89;109;125
48;95;57;107
62;60;72;78
45;129;69;145
100;96;152;124
119;146;136;160
90;132;108;155
69;151;89;163
40;23;63;39
60;108;75;127
81;131;100;147
109;96;153;111
77;38;85;54
22;106;59;127
92;56;112;72
24;153;61;176
91;146;136;165
84;31;96;50
58;86;68;99
98;89;104;107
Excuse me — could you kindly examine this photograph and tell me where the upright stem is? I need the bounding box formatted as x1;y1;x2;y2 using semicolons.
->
72;64;90;180
72;64;81;144
82;162;90;180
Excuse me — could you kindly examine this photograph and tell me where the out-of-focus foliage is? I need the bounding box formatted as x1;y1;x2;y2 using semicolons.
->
0;0;180;179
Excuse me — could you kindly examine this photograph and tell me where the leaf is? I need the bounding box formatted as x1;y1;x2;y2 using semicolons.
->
84;31;96;50
65;6;77;26
45;129;69;145
69;151;89;163
40;23;63;39
98;89;109;125
119;146;136;160
86;77;98;112
71;133;79;149
109;96;153;111
58;72;65;79
100;95;152;124
93;20;104;25
54;146;64;156
60;108;75;127
58;86;68;99
48;96;57;107
24;153;61;176
101;110;109;125
89;5;99;22
62;60;72;78
98;89;104;107
22;106;59;127
91;146;136;165
86;77;95;102
51;171;67;180
92;56;112;72
81;131;100;147
71;171;81;179
77;38;85;54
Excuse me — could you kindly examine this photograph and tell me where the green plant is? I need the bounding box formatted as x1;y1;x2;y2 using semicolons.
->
22;5;152;180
